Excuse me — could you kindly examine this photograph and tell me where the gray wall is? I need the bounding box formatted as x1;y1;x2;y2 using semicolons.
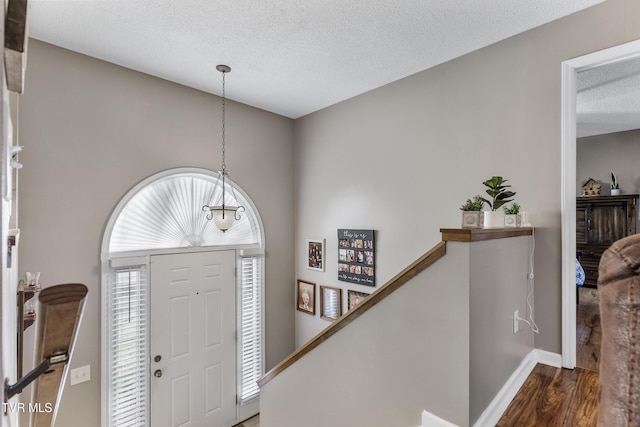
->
293;0;640;352
469;237;534;423
261;236;534;427
262;242;472;427
17;40;295;427
11;0;640;424
578;129;640;196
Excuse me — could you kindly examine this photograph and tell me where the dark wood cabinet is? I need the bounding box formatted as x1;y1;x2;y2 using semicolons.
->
577;194;638;287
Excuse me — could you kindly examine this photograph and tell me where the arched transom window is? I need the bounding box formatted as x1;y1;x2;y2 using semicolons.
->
107;168;262;253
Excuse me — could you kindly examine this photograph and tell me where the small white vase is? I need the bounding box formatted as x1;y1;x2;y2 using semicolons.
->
611;188;620;196
483;211;505;228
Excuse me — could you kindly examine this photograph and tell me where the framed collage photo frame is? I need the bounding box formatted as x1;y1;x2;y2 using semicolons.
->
338;229;375;286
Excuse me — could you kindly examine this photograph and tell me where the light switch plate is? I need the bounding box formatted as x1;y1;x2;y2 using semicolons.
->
70;365;90;386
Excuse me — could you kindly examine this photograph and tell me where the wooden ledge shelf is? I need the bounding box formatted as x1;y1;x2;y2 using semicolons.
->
440;227;534;242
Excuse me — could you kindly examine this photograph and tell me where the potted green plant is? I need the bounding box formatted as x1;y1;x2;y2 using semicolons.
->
481;176;516;228
460;195;485;228
611;171;620;196
503;202;521;227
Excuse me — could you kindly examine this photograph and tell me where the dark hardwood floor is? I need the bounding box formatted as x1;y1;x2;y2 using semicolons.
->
576;287;601;372
497;364;599;426
248;366;598;427
499;287;602;426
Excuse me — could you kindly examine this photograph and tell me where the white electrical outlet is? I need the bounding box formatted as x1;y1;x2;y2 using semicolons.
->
513;310;519;334
70;365;90;386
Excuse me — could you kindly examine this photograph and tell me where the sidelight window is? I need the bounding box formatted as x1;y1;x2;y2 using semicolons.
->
107;266;148;427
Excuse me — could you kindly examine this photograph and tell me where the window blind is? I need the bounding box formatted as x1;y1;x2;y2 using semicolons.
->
239;255;264;403
108;266;148;427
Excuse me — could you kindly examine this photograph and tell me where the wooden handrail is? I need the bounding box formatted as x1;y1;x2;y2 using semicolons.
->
257;240;446;388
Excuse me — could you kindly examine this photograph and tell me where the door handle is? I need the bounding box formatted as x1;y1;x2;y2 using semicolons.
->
154;370;162;378
154;355;161;363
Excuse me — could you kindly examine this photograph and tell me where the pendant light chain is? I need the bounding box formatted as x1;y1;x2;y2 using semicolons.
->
221;69;227;174
202;64;244;232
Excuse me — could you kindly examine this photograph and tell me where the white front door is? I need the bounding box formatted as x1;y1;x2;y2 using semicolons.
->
150;250;237;427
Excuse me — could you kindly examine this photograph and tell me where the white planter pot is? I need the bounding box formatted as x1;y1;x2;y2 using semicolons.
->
504;214;517;227
461;211;483;228
483;211;505;228
611;188;620;196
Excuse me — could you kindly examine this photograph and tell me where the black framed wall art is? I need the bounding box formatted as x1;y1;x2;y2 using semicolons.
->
337;229;375;286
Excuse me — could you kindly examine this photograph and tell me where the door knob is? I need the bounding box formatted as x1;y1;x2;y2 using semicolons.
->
154;370;162;378
154;355;161;362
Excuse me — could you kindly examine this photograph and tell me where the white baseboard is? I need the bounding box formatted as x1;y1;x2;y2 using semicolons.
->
472;349;562;427
421;410;461;427
530;348;562;368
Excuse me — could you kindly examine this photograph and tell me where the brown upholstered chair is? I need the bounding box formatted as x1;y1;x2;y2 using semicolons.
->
597;233;640;426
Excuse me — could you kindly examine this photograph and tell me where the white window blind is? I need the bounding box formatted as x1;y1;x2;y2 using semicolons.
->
108;266;148;427
239;255;264;403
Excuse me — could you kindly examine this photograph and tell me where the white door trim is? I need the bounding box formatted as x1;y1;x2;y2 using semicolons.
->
561;38;640;368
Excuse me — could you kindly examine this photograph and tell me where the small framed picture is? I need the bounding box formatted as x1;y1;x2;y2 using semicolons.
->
347;290;370;311
320;285;342;321
306;238;325;271
297;279;316;315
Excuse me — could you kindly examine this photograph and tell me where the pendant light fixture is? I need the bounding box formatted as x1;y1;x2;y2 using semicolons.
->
202;65;245;232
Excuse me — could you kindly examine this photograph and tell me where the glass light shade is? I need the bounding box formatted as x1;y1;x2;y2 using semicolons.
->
209;206;240;232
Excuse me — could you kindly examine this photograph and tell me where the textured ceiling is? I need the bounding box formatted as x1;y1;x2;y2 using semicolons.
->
29;0;602;119
577;56;640;138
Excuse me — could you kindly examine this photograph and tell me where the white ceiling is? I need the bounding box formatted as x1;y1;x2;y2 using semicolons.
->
29;0;603;119
577;56;640;138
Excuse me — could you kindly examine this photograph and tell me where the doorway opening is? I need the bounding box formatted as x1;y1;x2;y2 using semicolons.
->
100;168;265;427
561;39;640;368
